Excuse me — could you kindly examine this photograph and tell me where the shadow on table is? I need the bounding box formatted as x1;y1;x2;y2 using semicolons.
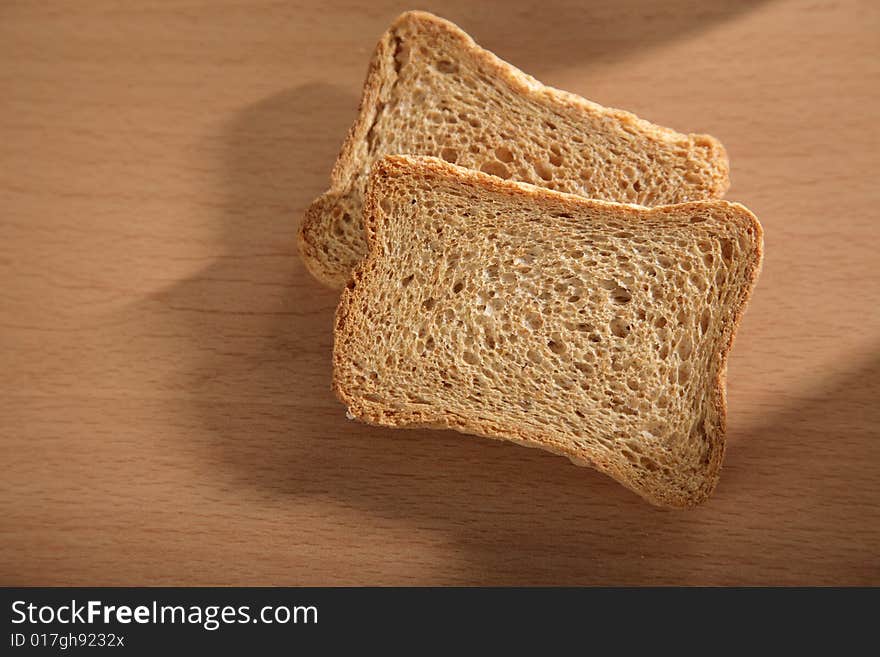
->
720;352;880;584
379;0;771;76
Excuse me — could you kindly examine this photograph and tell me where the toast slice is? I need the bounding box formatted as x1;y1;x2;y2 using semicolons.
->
299;10;731;289
334;156;763;507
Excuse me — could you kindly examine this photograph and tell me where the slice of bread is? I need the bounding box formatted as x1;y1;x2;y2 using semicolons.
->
334;155;763;507
299;10;731;289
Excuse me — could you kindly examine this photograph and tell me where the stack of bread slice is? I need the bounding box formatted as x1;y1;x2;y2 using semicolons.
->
298;11;763;507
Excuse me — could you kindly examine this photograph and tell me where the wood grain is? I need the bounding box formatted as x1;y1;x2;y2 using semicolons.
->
1;0;878;585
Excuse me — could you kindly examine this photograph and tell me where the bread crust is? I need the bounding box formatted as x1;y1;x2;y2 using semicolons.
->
334;155;763;508
299;11;731;289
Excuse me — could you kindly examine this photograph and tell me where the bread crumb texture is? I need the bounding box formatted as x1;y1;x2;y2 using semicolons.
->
333;156;763;508
300;11;730;288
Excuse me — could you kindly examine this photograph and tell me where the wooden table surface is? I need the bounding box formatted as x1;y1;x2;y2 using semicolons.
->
2;0;878;586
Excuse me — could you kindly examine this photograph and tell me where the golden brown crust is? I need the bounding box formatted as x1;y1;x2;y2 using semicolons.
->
333;155;763;508
704;204;764;501
299;11;732;289
298;192;346;288
296;24;398;287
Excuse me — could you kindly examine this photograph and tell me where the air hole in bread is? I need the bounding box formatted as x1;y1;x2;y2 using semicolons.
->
700;308;710;335
480;161;510;179
641;458;659;472
611;286;632;304
534;161;554;181
625;439;643;454
609;317;630;338
548;335;566;354
720;239;734;261
678;363;691;384
524;311;543;330
435;59;458;74
677;335;693;360
554;374;574;390
574;361;593;375
440;147;458;163
495;146;514;163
